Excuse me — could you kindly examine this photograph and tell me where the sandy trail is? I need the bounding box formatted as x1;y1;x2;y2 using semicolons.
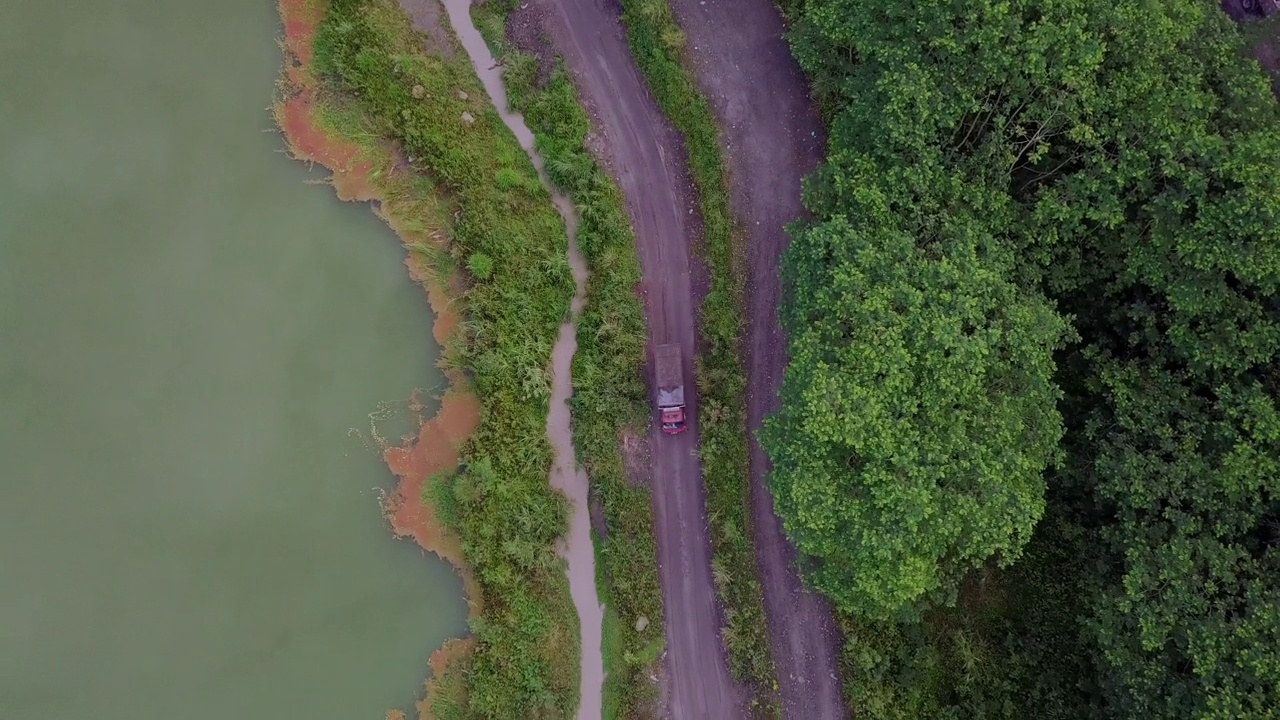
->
414;0;605;716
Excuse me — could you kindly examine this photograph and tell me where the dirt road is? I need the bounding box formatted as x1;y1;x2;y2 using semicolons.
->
666;1;849;717
530;1;747;717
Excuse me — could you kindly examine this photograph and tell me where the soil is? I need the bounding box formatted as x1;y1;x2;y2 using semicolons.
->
618;427;654;488
1220;2;1280;92
383;390;483;612
666;0;849;717
505;0;555;87
529;0;749;717
589;495;608;539
418;636;475;717
399;0;455;58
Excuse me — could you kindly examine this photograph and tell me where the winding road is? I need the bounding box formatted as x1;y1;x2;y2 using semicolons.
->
533;0;846;716
666;1;848;717
536;1;747;718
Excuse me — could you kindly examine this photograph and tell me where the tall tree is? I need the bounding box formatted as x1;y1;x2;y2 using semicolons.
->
767;211;1066;620
769;0;1280;714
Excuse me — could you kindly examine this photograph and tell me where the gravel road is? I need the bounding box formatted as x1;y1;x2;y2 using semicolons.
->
665;1;849;717
536;1;748;717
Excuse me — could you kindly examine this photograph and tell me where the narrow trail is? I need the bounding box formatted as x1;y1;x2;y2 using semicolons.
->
666;0;848;716
423;1;603;717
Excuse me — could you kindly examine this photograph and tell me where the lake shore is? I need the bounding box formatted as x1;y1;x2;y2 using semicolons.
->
275;0;480;713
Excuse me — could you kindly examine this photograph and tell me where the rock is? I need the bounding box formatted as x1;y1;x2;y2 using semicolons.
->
635;615;649;633
457;90;469;100
461;111;475;125
411;84;425;99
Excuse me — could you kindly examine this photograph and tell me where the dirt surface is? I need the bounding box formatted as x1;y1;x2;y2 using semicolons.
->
399;0;455;58
618;427;654;488
528;0;750;717
666;0;849;717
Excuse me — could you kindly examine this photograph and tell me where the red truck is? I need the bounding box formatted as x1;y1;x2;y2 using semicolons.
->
655;343;687;434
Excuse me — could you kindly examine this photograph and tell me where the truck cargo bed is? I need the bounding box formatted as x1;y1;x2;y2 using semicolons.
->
655;343;684;408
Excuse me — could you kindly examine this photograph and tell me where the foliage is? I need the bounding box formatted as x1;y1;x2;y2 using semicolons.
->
613;0;779;708
835;516;1105;719
771;0;1280;715
468;2;668;715
312;0;581;716
765;213;1066;620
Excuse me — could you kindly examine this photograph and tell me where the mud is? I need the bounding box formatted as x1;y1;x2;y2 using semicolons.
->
418;636;476;716
275;0;480;716
1221;0;1280;94
277;89;379;203
505;0;556;87
383;390;482;610
618;427;653;488
398;0;455;58
425;1;606;717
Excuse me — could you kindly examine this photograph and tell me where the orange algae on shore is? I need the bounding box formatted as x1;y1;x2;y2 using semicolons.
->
275;0;479;715
418;636;475;717
384;390;481;611
276;0;379;203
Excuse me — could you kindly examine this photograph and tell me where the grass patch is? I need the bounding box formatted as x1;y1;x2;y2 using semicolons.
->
596;538;626;720
469;3;669;717
612;0;779;713
307;0;583;715
421;638;475;720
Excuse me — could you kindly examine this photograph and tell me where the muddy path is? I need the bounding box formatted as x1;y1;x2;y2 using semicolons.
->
406;0;606;716
523;1;748;718
665;0;848;717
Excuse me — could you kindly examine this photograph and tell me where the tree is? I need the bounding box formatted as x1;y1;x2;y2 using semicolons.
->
772;0;1280;713
765;213;1066;620
1085;365;1280;719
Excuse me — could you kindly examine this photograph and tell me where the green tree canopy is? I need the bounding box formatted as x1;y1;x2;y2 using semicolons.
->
769;0;1280;714
766;212;1066;620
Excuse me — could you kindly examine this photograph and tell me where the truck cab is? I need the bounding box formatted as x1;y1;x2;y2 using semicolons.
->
661;405;687;434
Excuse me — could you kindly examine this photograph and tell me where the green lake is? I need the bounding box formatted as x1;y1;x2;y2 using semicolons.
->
0;1;467;717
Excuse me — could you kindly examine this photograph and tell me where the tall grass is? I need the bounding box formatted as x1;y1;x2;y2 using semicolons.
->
470;3;667;716
311;0;581;715
611;0;779;713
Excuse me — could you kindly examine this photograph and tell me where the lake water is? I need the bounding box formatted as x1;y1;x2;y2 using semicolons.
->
0;1;467;717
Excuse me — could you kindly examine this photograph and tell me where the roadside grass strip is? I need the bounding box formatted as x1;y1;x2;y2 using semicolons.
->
471;3;669;717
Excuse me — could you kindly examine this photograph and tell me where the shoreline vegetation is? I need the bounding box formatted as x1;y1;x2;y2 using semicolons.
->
277;0;663;716
277;0;582;716
279;0;774;714
276;0;486;715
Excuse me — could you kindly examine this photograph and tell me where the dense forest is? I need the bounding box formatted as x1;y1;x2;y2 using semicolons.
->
764;0;1280;716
